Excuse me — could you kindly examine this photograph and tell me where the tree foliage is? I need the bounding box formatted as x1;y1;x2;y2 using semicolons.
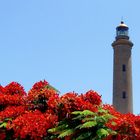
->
48;109;116;140
0;80;140;140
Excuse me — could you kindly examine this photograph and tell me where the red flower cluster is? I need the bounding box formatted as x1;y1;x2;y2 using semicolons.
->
103;104;140;139
0;82;26;109
57;91;101;120
0;85;5;94
29;80;49;93
9;110;57;140
0;106;25;121
0;131;6;140
0;94;24;106
4;82;26;96
81;90;102;106
27;80;59;113
0;82;27;139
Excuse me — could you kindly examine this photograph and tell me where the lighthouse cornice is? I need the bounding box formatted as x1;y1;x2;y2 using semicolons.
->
112;39;133;47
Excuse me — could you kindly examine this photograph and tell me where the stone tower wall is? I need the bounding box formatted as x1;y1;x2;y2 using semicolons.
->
112;39;133;113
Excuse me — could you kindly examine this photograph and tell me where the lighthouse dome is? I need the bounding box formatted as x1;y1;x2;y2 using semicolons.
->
116;21;129;39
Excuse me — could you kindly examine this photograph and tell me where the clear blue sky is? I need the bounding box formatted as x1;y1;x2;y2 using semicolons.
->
0;0;140;114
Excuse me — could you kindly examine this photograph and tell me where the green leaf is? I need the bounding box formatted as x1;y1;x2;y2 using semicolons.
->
45;84;60;93
111;121;117;126
48;128;57;133
82;117;95;122
58;129;74;138
48;124;68;133
98;108;108;114
4;118;12;121
79;121;97;129
81;110;95;116
95;116;107;124
72;111;82;115
107;129;117;135
72;115;84;120
97;128;109;138
72;110;95;116
103;114;113;120
0;122;7;128
75;132;92;140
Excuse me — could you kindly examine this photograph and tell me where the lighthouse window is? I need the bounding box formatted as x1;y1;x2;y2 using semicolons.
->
122;64;126;72
122;91;126;99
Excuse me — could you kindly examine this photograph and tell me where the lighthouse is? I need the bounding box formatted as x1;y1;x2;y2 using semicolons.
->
112;21;133;113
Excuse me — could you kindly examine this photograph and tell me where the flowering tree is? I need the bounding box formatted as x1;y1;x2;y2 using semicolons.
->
0;80;140;140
